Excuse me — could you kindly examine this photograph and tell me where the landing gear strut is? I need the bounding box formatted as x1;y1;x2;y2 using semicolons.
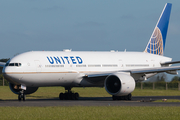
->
112;93;132;100
59;87;79;100
18;90;26;101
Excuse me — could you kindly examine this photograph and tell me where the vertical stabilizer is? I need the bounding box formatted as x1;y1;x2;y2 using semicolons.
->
144;3;172;55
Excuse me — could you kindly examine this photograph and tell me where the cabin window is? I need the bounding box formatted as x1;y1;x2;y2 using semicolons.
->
45;65;64;67
76;65;86;67
15;63;18;66
102;64;118;67
88;65;101;67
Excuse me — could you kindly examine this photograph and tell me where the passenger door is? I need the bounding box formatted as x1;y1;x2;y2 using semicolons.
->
34;60;42;72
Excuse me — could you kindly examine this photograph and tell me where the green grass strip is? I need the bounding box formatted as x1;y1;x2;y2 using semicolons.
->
1;86;180;100
0;106;180;120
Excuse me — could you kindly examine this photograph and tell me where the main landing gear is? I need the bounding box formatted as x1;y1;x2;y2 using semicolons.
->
59;87;79;100
18;90;26;101
112;93;132;100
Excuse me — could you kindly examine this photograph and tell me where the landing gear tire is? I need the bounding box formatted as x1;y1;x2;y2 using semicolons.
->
23;94;26;101
71;93;75;100
64;93;70;100
59;92;79;100
127;93;132;100
18;89;26;101
112;95;118;100
112;95;123;100
59;93;64;100
18;94;26;101
59;88;79;100
18;94;21;101
75;93;79;100
112;93;132;101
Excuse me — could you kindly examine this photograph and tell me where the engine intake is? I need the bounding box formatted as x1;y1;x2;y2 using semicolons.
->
105;73;135;96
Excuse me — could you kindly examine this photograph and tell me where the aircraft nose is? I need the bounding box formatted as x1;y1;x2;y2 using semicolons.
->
3;66;11;79
2;66;6;74
2;66;18;83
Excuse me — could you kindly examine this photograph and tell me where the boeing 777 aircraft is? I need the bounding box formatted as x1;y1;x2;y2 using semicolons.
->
0;3;180;101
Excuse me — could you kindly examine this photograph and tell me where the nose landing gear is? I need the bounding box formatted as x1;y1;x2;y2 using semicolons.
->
18;90;26;101
16;85;27;101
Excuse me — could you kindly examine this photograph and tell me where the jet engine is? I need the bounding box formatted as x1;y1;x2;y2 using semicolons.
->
9;83;39;95
104;73;135;96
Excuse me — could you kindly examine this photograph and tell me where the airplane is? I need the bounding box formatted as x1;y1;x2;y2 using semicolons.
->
0;3;180;101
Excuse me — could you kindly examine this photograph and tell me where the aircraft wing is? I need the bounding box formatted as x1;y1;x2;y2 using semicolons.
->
84;66;180;78
129;66;180;74
0;62;6;67
161;60;180;65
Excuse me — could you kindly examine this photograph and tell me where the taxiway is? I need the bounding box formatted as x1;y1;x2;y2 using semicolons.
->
0;96;180;107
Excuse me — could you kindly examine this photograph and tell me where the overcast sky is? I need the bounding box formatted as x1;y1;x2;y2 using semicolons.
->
0;0;180;61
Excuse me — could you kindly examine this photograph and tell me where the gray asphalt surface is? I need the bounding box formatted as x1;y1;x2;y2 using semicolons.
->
1;96;180;107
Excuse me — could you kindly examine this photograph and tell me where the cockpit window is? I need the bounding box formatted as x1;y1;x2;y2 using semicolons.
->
5;63;22;67
9;63;14;66
5;61;10;66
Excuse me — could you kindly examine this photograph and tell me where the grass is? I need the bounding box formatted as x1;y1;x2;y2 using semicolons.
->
1;86;180;119
0;86;111;100
0;106;180;120
132;89;180;96
1;86;180;100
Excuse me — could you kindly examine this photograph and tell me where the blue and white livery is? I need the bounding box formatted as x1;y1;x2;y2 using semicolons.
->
144;3;172;55
1;3;180;101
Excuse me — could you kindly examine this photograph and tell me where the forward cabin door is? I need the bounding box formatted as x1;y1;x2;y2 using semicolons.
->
34;60;42;72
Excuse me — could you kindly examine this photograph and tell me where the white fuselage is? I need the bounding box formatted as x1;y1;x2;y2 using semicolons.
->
3;51;171;87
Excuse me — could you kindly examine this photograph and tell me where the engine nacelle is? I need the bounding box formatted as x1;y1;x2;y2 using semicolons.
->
105;73;135;96
9;83;39;95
